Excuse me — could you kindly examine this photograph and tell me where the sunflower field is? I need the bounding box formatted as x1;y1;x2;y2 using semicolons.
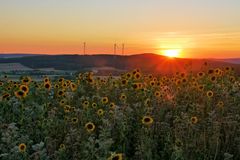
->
0;66;240;160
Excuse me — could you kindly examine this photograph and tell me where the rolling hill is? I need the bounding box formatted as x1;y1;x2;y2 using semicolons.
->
0;53;239;75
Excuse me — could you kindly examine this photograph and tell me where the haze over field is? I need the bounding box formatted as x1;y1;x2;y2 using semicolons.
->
0;0;240;58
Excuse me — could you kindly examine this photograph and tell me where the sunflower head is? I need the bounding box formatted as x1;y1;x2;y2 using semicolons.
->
108;153;123;160
83;100;89;108
120;93;126;101
97;109;104;116
43;77;50;83
15;90;27;99
142;116;154;126
92;102;97;108
44;82;51;90
20;85;29;93
191;116;198;124
207;91;214;98
85;122;95;133
109;102;115;109
64;105;71;113
18;143;27;153
120;79;127;86
101;97;109;104
71;117;78;124
60;99;67;106
216;101;224;108
59;143;66;150
2;93;11;101
70;83;77;91
57;90;65;97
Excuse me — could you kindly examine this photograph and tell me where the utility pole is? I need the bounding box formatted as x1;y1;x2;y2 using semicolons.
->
114;43;117;55
83;42;86;55
122;43;125;55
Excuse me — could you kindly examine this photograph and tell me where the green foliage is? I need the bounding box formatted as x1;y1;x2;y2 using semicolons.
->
0;67;240;159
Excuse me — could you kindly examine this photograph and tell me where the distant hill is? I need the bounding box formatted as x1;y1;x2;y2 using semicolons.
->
215;58;240;64
0;53;42;59
0;53;239;75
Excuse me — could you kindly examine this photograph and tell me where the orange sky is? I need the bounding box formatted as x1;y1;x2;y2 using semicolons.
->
1;0;240;58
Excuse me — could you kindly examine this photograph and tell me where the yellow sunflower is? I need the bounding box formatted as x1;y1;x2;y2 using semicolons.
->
59;143;66;150
108;153;123;160
71;117;78;124
18;143;27;152
85;122;95;133
207;91;214;98
191;116;198;124
44;82;51;90
15;90;27;99
83;100;89;108
142;116;154;125
97;109;104;116
19;85;29;94
101;97;109;104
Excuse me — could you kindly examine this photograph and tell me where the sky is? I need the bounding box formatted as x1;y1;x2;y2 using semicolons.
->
0;0;240;58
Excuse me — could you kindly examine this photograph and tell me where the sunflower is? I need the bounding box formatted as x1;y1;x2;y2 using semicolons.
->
18;143;27;152
154;91;161;98
108;153;123;160
208;69;214;74
59;143;66;150
176;79;181;86
207;91;214;98
101;97;109;104
64;105;71;113
144;98;151;106
2;93;10;101
181;78;187;83
0;81;3;86
216;101;224;108
19;85;29;93
92;102;97;108
197;72;205;78
126;72;132;79
109;102;115;109
43;77;50;83
198;84;204;91
134;72;141;80
191;116;198;124
54;84;59;89
229;76;236;82
44;82;51;90
121;79;128;86
175;139;183;148
70;83;77;91
120;93;127;101
57;90;65;97
85;122;95;133
180;72;186;78
15;90;26;99
149;81;155;87
132;83;139;90
71;117;78;124
60;99;67;106
214;68;221;74
58;78;64;83
225;66;231;72
210;76;217;83
21;76;31;85
97;109;104;116
82;100;89;108
142;116;154;125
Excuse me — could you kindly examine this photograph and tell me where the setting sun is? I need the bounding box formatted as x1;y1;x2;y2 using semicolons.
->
162;49;181;58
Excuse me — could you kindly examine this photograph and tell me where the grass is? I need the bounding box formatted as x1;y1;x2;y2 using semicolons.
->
0;66;240;160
